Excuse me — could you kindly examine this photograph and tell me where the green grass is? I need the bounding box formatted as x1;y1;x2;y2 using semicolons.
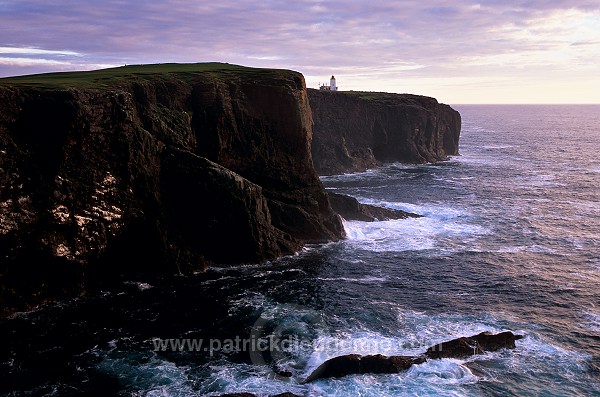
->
309;88;432;107
0;62;284;89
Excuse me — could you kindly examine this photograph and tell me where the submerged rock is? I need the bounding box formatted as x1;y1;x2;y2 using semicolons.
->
327;191;421;221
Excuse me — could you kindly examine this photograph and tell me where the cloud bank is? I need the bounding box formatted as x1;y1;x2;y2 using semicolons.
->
1;0;599;103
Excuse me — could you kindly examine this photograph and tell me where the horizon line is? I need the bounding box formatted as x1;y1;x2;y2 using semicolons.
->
450;103;600;105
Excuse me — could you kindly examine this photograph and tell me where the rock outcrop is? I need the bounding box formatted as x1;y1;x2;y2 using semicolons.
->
425;331;524;359
305;354;426;383
0;63;344;316
305;331;523;382
327;192;421;221
308;89;461;175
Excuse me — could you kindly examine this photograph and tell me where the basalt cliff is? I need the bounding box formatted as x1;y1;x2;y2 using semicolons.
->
0;64;461;317
0;63;344;316
308;89;461;175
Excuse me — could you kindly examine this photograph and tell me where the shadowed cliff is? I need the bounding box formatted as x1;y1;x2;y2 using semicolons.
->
0;63;344;315
308;89;461;175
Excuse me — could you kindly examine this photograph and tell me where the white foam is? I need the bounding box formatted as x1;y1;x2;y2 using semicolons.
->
317;276;389;283
482;145;514;150
514;173;564;187
405;359;478;385
307;363;478;396
319;168;378;183
341;201;489;253
303;310;505;378
394;311;510;355
199;361;305;396
123;281;153;291
580;311;600;334
352;199;465;220
343;219;435;252
97;352;194;396
494;244;558;254
452;153;503;167
305;332;421;373
226;292;271;318
95;310;594;397
503;333;591;373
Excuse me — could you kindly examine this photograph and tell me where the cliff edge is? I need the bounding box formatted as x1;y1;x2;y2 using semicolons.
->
0;63;344;315
308;89;461;175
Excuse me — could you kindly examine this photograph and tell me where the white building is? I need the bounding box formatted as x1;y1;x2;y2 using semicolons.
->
319;75;338;91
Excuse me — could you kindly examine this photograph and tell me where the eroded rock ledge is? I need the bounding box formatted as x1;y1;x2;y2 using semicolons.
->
327;192;421;221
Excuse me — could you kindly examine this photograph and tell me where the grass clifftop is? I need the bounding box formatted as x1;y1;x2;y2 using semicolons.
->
0;62;293;89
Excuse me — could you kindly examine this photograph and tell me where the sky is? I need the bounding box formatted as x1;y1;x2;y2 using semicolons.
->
1;1;599;104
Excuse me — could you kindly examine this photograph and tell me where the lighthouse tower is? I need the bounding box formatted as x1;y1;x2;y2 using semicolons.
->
330;75;337;91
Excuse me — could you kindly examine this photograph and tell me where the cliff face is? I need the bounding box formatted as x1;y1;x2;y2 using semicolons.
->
308;89;461;175
0;64;344;315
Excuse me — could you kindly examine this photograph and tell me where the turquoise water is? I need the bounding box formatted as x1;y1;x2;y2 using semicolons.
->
1;105;599;396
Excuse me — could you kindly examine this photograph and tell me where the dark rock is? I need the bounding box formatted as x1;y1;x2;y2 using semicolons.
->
0;64;344;316
327;191;421;221
305;331;523;382
272;394;303;397
362;354;426;373
160;148;300;264
305;354;426;382
425;331;524;359
305;353;360;381
308;89;461;175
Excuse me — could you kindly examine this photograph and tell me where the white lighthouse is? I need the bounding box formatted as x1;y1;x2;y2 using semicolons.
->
319;75;339;91
330;75;337;91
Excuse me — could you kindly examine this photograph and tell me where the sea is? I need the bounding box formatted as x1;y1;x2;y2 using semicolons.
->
1;105;599;396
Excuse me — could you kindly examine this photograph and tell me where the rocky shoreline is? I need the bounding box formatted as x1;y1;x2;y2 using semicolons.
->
0;63;460;317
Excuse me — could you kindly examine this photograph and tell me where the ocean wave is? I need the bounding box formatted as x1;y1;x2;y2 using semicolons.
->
319;168;379;183
199;361;306;396
317;276;390;283
493;244;559;254
123;281;153;291
580;311;600;334
341;200;489;253
97;351;194;397
308;361;478;397
482;145;514;150
303;310;506;374
94;308;594;397
514;174;565;187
